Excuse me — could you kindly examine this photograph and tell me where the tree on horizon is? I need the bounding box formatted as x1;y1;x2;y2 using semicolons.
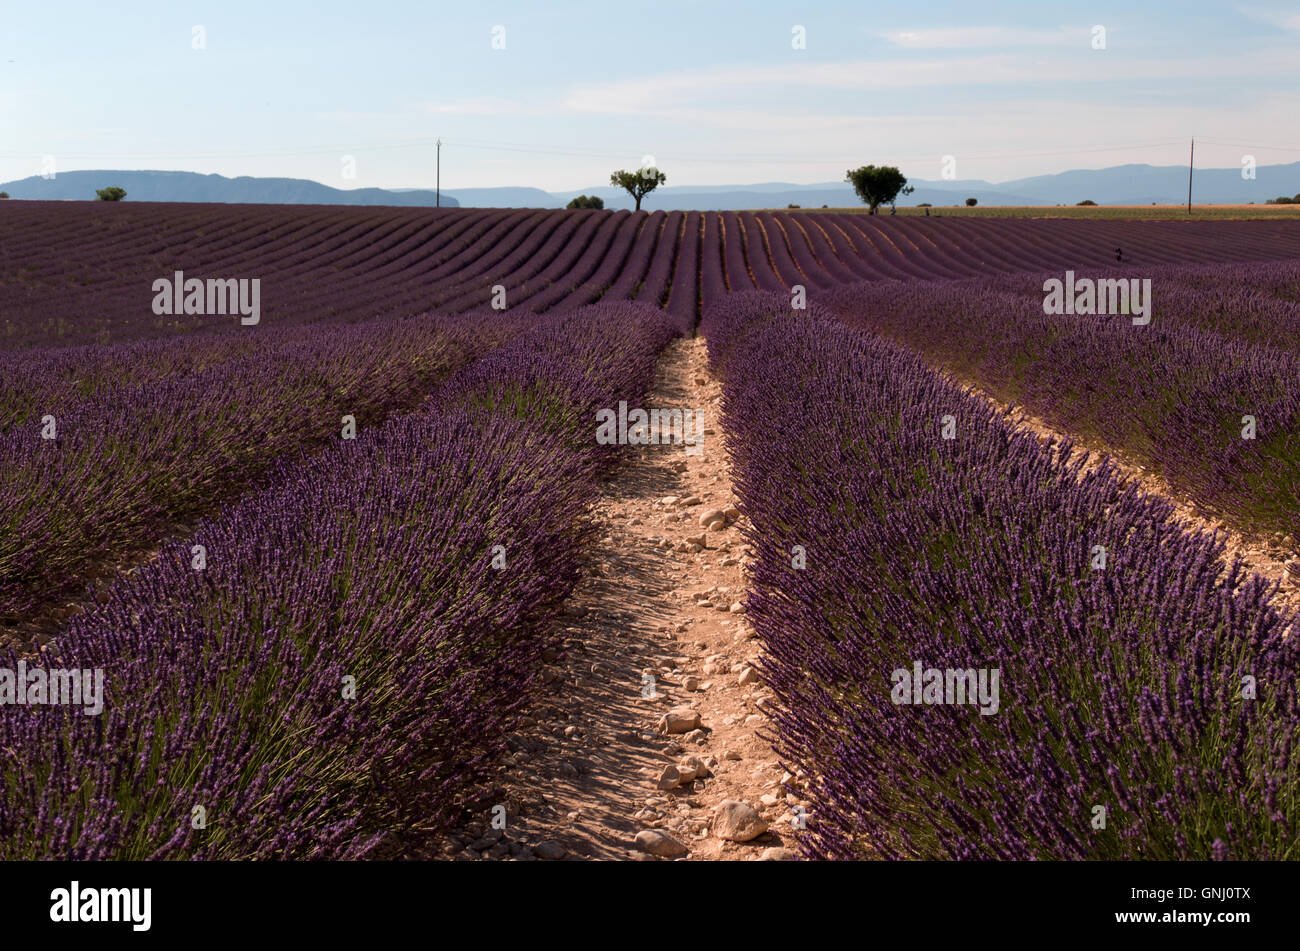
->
610;167;666;211
846;165;913;214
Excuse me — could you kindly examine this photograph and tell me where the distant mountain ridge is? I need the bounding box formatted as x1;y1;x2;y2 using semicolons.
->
0;170;459;207
3;163;1298;210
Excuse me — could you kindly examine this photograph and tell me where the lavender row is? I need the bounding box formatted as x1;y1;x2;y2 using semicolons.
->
703;292;1300;860
0;300;685;859
1068;260;1300;354
1;317;383;428
823;264;1300;541
0;208;534;351
0;311;521;623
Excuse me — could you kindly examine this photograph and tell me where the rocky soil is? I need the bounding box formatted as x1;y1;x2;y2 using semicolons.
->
434;336;805;861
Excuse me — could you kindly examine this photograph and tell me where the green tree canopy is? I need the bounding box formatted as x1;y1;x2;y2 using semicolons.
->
609;167;666;211
95;187;127;201
845;165;913;214
965;197;978;207
566;194;605;209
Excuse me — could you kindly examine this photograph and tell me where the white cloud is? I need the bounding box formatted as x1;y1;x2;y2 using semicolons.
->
557;49;1300;117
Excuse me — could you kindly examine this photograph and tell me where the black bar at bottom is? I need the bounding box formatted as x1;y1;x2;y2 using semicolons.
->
0;859;1277;938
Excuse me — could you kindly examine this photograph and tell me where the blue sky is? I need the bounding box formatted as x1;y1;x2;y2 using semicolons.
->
2;1;1298;191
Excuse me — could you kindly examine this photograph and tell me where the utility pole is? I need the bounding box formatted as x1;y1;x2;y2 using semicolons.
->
436;138;441;208
1187;137;1194;215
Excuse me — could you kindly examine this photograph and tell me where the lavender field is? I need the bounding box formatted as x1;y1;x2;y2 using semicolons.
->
2;201;1299;863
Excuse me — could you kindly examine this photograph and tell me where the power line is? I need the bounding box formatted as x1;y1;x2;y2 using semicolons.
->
0;140;441;159
1193;137;1300;153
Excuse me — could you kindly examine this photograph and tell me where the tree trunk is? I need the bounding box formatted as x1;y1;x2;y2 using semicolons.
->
635;196;642;211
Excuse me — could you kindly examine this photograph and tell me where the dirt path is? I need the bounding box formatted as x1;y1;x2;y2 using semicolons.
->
436;336;803;861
